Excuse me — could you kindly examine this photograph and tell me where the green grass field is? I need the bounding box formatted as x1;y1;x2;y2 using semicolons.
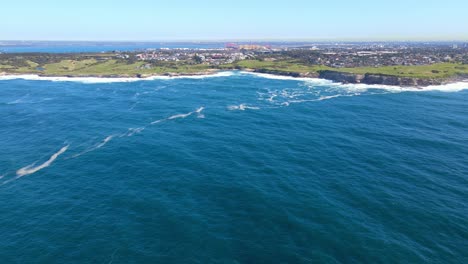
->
228;60;332;73
0;58;212;76
1;57;467;79
335;63;468;79
229;60;468;79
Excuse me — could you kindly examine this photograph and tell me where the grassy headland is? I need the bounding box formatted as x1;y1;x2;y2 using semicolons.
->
1;53;467;85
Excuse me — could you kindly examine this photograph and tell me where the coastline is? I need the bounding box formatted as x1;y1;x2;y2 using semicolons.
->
1;69;467;89
244;68;468;87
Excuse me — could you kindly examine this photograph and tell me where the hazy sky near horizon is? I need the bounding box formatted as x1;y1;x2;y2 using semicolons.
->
1;0;467;41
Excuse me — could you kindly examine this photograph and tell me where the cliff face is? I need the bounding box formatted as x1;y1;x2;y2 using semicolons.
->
361;74;446;86
249;69;453;87
252;68;319;78
318;70;449;87
318;71;364;84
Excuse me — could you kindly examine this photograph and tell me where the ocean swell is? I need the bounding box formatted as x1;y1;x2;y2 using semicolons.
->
16;145;69;177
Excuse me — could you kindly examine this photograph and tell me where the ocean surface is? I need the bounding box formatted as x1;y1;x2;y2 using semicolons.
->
0;72;467;263
0;43;226;53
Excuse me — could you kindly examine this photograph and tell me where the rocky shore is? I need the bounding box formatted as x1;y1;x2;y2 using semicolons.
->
250;68;466;87
2;69;466;87
228;68;466;87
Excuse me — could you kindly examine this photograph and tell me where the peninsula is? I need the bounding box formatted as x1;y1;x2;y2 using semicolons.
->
1;42;467;86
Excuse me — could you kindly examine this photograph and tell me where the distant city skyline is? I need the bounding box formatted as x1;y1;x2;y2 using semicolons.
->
2;0;467;41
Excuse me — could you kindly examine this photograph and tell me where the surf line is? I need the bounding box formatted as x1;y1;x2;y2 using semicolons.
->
15;145;69;177
151;106;205;124
69;106;205;159
70;135;115;158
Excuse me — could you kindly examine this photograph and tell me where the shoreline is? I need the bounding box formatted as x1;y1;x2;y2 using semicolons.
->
1;69;467;88
244;68;468;88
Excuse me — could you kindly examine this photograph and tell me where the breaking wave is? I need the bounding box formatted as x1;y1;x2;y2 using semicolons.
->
227;104;260;111
16;145;69;177
195;106;205;118
152;107;205;123
0;71;235;84
122;127;145;137
167;112;193;120
242;71;468;92
2;71;466;92
240;71;328;83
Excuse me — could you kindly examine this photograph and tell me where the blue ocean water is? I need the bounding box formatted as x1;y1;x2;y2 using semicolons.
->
0;72;467;263
0;43;225;53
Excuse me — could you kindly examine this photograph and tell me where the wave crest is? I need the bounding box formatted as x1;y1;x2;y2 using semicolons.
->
227;104;260;111
16;145;69;177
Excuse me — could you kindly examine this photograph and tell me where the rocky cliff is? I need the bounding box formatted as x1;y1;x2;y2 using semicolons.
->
249;69;457;87
251;68;319;78
318;70;452;86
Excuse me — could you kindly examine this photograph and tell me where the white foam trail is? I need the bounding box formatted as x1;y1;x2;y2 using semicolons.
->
317;94;343;101
0;174;5;180
151;119;165;125
96;135;114;148
0;71;235;84
71;135;114;158
167;112;193;120
123;127;145;137
152;107;205;124
240;71;324;82
195;106;205;118
228;104;260;111
16;145;69;177
167;107;205;120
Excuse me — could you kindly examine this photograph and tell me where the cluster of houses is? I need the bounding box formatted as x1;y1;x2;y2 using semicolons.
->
193;52;251;65
135;51;190;62
133;49;253;65
126;42;468;68
294;45;468;68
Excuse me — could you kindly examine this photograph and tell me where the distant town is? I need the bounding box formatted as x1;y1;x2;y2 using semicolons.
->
1;41;468;86
126;42;468;67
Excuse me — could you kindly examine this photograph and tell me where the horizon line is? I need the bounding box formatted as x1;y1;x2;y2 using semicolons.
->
1;38;468;43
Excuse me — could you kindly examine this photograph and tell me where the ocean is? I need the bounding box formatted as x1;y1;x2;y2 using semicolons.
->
0;43;226;53
0;72;467;263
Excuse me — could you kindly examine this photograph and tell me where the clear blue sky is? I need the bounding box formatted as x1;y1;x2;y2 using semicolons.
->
1;0;467;41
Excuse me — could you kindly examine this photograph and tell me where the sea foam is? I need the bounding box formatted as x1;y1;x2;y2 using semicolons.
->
2;71;466;92
227;104;260;111
0;71;235;84
241;71;468;92
123;127;145;137
152;107;205;123
71;135;114;158
16;145;69;177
